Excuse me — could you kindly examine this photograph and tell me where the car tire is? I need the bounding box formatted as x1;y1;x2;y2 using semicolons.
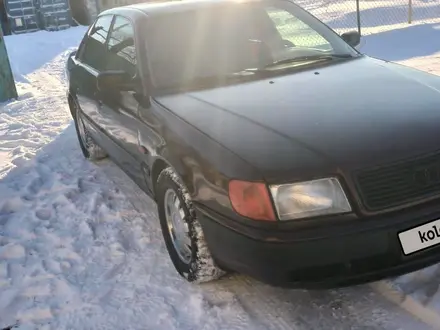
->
73;100;107;161
156;167;226;283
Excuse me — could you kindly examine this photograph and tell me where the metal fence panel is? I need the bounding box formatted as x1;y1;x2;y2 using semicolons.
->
298;0;440;36
296;0;359;34
4;0;39;34
37;0;73;31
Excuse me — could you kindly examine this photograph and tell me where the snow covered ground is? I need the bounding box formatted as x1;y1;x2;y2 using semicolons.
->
1;10;440;330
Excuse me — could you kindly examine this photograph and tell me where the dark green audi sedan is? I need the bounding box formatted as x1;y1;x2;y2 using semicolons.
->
66;0;440;289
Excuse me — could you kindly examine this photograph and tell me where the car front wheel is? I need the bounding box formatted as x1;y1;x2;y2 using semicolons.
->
156;167;226;283
73;100;107;161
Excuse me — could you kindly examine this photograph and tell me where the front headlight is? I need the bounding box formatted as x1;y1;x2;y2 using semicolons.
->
269;178;351;220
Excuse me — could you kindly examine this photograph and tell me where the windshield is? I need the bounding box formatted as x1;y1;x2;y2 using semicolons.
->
144;0;359;91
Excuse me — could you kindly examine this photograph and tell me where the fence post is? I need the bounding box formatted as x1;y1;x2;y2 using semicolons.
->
0;25;18;103
408;0;413;23
356;0;361;35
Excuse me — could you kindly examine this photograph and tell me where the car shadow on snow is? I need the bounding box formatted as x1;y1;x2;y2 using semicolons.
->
361;23;440;62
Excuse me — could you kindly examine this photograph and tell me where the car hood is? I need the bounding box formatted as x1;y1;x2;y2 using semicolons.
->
156;56;440;182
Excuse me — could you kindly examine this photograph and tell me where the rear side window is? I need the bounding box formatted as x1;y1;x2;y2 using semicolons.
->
81;15;114;71
105;16;137;77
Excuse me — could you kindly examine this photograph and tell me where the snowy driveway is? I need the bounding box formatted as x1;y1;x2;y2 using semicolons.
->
0;26;439;330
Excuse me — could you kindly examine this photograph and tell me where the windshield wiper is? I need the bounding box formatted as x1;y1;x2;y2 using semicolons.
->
264;54;355;69
225;54;356;80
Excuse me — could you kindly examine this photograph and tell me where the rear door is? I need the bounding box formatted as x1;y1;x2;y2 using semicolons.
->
73;14;114;140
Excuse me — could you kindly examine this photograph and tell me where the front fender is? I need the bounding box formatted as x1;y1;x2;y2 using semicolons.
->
148;97;264;218
155;126;262;219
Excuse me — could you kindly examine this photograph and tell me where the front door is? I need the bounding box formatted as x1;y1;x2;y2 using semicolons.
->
97;15;146;185
74;14;114;143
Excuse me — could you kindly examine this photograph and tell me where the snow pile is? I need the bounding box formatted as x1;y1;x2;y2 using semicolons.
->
0;27;88;178
360;23;440;62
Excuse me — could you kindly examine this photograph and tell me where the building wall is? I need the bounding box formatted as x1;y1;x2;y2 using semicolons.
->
97;0;147;12
81;0;169;23
84;0;99;20
70;0;92;25
72;0;144;25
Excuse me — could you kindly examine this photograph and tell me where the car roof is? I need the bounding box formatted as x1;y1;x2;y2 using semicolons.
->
102;0;266;17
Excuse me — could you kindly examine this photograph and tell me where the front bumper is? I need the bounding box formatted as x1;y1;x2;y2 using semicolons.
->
196;202;440;289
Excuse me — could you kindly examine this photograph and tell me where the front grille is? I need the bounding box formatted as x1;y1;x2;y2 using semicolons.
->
355;152;440;211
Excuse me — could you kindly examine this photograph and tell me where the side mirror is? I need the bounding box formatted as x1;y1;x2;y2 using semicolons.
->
97;70;135;92
283;39;295;48
247;39;273;65
133;92;151;108
341;31;361;48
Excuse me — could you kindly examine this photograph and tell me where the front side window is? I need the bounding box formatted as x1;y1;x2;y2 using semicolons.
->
81;15;113;70
106;16;137;77
144;0;358;91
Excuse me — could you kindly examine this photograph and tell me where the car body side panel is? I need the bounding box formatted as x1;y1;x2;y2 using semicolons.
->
79;108;151;194
97;89;145;184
